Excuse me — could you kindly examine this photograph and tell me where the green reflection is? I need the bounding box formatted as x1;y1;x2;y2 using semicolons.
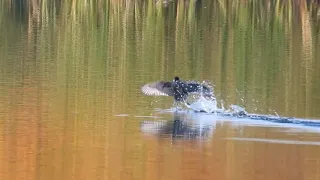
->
0;0;319;118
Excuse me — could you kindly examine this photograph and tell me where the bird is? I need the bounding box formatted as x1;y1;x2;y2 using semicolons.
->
141;76;214;103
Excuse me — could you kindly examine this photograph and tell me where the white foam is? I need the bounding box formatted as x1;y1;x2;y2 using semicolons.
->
187;96;222;113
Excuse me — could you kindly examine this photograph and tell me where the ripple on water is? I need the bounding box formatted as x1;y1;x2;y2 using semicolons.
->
224;137;320;146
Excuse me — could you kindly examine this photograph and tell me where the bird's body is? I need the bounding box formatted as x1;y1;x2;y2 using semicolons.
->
141;76;213;103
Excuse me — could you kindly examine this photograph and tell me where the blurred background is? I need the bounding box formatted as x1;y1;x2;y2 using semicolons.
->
0;0;320;180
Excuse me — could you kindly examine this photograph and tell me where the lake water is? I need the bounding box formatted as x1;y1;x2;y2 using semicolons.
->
1;1;320;180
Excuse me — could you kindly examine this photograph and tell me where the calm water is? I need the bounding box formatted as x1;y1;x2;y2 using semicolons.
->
1;1;320;180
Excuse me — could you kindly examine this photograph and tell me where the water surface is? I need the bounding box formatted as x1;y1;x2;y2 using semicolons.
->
0;1;320;180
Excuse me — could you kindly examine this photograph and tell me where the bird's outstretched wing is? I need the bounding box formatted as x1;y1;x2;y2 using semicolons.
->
141;81;174;96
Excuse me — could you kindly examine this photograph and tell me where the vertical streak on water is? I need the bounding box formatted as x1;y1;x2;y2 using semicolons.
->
300;3;313;118
284;7;292;117
219;0;229;105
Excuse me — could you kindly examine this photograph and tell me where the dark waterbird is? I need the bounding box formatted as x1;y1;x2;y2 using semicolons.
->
141;76;214;103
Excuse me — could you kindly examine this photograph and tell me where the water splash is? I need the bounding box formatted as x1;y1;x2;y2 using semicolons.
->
147;82;320;133
227;105;248;115
158;80;320;130
184;91;247;115
186;96;221;113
